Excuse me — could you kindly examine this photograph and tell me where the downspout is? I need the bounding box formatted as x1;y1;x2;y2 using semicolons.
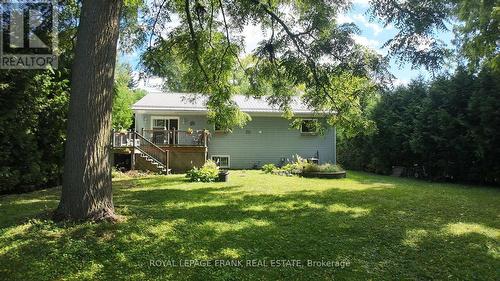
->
333;126;337;165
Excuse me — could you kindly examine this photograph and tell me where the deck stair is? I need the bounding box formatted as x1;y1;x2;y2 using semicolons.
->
113;130;170;174
137;152;170;174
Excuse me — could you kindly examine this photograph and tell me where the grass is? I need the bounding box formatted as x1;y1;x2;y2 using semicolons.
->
0;170;499;280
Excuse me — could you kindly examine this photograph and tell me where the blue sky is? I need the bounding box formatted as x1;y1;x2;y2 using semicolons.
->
120;1;455;87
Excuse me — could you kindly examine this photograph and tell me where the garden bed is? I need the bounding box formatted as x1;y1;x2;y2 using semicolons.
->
263;158;346;179
302;171;346;179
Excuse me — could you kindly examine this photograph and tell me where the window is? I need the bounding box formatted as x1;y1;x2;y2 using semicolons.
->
153;119;166;128
152;117;179;130
301;119;318;134
211;155;230;168
151;117;179;144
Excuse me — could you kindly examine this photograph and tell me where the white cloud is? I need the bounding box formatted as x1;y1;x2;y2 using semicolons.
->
242;23;268;53
336;13;354;24
352;34;381;49
137;76;165;91
158;14;181;40
353;14;392;36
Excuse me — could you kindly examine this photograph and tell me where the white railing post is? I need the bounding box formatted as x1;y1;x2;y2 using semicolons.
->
131;130;136;170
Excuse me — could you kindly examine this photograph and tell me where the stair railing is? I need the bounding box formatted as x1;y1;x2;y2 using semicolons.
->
134;131;169;169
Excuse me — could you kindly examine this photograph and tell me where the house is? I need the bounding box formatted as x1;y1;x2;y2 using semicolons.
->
113;91;337;173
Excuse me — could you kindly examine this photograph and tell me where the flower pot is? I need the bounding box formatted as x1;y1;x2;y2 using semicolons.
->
218;170;229;182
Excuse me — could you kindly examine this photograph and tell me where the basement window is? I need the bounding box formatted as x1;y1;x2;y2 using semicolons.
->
211;155;230;168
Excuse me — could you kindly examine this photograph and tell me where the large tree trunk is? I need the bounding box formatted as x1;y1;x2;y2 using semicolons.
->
55;0;123;221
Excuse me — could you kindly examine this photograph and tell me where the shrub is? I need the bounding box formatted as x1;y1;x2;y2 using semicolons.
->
186;160;220;182
111;167;124;179
318;163;344;173
303;163;344;173
262;156;344;177
262;163;277;174
281;163;303;174
302;163;321;173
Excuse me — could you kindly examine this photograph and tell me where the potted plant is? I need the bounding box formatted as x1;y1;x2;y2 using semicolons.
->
186;127;193;135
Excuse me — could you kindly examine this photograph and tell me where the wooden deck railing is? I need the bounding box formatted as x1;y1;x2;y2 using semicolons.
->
141;129;208;147
112;131;135;148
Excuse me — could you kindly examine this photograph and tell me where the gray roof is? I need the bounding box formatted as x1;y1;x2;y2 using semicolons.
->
132;91;315;114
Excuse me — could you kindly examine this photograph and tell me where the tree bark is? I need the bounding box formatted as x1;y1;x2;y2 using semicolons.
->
55;0;123;221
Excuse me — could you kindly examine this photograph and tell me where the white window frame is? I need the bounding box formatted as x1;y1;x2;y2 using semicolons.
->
151;116;180;130
211;155;230;168
300;118;318;135
150;116;181;145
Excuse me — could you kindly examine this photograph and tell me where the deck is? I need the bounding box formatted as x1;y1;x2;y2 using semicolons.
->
112;130;209;173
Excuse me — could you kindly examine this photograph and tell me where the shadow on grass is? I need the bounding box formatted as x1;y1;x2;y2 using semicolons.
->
0;172;499;280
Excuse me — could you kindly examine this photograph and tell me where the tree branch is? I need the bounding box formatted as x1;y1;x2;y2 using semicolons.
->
184;0;210;82
149;0;169;48
218;0;249;84
252;0;341;113
214;0;232;82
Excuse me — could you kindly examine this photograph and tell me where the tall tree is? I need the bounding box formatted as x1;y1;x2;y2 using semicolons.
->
454;0;500;70
112;63;146;130
55;0;123;221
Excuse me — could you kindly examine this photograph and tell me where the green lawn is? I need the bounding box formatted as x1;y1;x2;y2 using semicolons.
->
0;171;499;280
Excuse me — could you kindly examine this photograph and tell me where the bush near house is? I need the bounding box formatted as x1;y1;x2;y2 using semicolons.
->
261;164;277;174
186;160;220;182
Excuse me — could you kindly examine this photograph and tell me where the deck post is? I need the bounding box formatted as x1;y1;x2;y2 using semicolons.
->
204;131;208;161
131;130;136;170
166;150;169;174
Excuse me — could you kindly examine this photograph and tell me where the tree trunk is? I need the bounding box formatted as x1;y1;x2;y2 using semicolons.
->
55;0;123;221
